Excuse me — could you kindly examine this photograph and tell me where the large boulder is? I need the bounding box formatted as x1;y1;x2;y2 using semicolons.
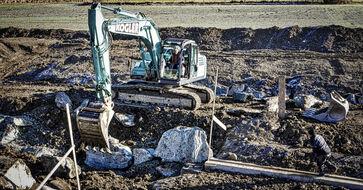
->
153;126;212;163
0;158;35;189
84;137;133;170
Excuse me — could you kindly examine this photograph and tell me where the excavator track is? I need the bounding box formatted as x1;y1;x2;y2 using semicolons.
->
113;83;201;110
183;84;214;104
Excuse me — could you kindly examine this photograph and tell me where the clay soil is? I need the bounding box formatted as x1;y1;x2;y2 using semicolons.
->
0;6;362;189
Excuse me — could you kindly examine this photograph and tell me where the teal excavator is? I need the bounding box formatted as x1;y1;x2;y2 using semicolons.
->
76;3;213;149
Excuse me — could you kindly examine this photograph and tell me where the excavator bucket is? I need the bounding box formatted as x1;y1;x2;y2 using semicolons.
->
303;91;349;122
76;104;114;149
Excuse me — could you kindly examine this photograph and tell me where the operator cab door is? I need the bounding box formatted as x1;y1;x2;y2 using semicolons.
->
189;43;199;79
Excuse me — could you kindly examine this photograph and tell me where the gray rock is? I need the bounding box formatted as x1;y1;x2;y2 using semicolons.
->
114;113;136;127
0;159;36;189
346;94;357;104
35;62;59;81
153;126;212;163
33;147;62;158
133;148;154;165
233;92;253;102
359;96;363;104
294;94;322;110
227;108;263;117
156;163;182;177
0;114;35;127
266;96;279;113
48;179;71;190
40;155;81;179
73;99;89;113
252;91;266;99
0;125;19;145
85;137;133;170
228;84;245;96
55;92;72;110
216;86;229;96
41;185;57;190
180;163;203;175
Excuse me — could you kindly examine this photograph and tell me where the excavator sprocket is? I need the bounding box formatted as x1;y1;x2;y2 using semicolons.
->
183;84;214;104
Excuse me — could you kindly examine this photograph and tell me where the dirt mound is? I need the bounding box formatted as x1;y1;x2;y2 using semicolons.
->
0;27;88;40
1;25;362;53
160;25;363;53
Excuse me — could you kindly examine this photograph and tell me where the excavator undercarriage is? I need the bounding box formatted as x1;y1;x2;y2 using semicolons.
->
113;82;213;110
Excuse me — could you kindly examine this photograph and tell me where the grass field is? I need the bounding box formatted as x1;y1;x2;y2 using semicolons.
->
0;3;362;30
1;0;363;4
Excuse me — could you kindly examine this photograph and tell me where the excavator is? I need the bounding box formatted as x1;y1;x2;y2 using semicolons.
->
76;3;214;149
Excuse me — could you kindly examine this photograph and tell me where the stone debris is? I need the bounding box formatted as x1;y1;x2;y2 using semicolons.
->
233;92;254;102
85;137;132;170
266;96;279;113
294;94;323;110
34;61;59;81
226;108;263;117
23;146;62;158
216;85;229;96
156;162;182;177
180;163;203;175
115;113;136;127
49;179;71;190
0;158;35;189
133;148;154;165
40;155;81;179
0;125;19;145
346;94;357;104
358;95;363;104
55;92;72;110
0;114;35;127
74;99;89;113
228;84;246;96
153;126;212;163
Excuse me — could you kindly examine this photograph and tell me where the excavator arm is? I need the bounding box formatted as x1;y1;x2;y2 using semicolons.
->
77;3;162;149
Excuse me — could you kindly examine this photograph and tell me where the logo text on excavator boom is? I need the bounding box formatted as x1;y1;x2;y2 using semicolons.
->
115;22;139;34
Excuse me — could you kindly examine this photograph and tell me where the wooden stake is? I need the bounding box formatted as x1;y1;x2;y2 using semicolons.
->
278;76;286;119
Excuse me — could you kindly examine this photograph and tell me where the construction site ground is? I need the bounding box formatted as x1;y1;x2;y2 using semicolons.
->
0;3;362;189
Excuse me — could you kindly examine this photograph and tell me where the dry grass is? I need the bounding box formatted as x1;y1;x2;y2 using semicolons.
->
2;0;362;4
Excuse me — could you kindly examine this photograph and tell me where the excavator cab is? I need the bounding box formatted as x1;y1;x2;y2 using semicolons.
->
159;38;207;86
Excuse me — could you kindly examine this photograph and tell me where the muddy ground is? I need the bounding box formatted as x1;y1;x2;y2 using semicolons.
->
0;25;362;189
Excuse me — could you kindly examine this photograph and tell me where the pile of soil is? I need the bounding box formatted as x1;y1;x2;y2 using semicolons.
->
0;26;362;189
